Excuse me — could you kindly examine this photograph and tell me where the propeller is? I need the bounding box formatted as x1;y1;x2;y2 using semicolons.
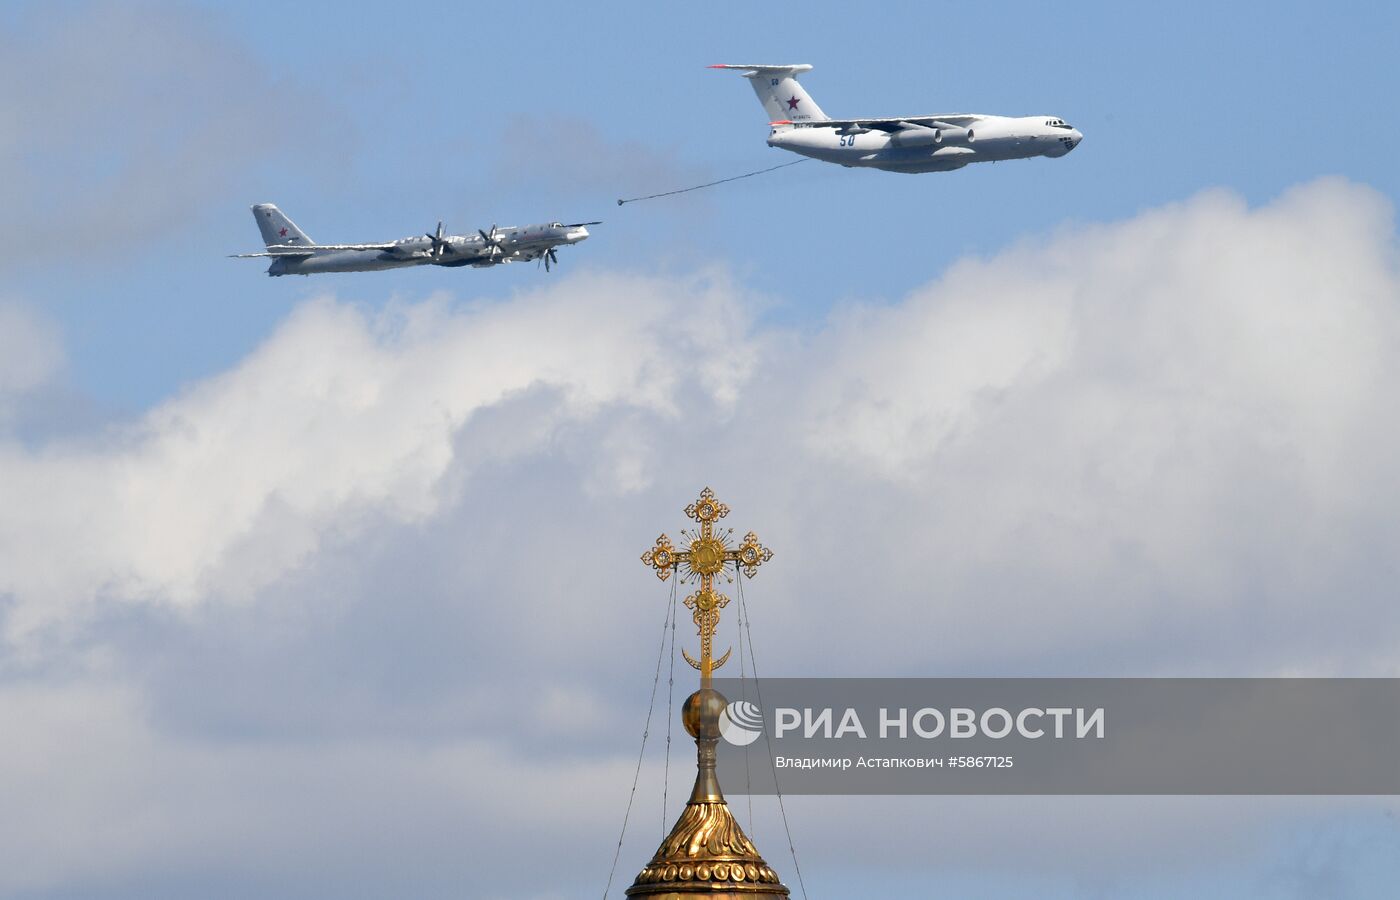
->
424;221;450;259
543;247;559;272
477;224;503;261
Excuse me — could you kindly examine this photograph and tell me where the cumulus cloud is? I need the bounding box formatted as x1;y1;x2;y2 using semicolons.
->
0;680;1390;899
0;270;755;637
3;178;1399;895
774;178;1400;675
0;680;642;898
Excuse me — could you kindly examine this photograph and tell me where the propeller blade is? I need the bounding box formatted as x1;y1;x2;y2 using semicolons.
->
426;221;448;259
474;224;505;261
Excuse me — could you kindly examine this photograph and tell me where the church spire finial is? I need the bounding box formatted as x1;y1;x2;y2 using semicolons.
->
628;488;789;898
641;486;773;686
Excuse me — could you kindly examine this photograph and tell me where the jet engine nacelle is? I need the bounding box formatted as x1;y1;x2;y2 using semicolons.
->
890;124;975;148
889;124;942;148
938;126;974;145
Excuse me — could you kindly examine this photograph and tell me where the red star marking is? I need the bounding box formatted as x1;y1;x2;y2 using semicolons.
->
279;227;288;237
786;95;801;111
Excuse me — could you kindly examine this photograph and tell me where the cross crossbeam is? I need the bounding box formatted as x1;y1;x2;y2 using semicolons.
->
641;487;773;683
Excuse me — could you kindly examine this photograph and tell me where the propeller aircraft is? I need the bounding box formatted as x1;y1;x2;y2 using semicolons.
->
233;204;599;276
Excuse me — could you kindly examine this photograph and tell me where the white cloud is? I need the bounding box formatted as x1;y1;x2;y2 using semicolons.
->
0;270;755;638
0;679;642;898
759;179;1400;675
3;179;1398;666
0;679;1389;899
2;178;1400;894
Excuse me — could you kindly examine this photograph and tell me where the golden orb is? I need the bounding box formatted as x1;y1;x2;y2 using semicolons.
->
681;688;727;739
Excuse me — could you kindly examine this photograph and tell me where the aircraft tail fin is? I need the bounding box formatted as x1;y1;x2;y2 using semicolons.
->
708;64;828;124
252;203;313;247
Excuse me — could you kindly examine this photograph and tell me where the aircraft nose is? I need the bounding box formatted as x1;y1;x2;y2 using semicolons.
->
1067;129;1083;151
571;226;589;242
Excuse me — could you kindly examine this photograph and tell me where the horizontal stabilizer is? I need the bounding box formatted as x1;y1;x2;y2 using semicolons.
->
708;63;813;76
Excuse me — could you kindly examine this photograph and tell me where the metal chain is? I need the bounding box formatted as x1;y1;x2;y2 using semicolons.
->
737;584;755;833
662;582;678;836
603;576;678;899
737;574;810;900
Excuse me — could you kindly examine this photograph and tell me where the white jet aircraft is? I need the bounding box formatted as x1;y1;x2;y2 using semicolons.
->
710;64;1082;173
233;204;597;276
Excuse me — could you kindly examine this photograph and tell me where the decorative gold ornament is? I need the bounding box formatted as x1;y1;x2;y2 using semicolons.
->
628;489;788;898
639;487;773;684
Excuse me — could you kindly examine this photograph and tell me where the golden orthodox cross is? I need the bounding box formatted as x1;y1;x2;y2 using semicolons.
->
641;487;773;686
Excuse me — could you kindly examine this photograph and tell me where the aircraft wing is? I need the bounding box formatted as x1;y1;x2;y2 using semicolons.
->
272;242;399;251
772;114;983;130
229;242;398;258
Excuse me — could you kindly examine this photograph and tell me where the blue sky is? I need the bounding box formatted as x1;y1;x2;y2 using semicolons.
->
7;0;1399;413
3;2;1400;897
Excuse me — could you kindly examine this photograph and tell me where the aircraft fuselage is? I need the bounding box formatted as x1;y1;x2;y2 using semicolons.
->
767;115;1081;173
265;222;591;276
